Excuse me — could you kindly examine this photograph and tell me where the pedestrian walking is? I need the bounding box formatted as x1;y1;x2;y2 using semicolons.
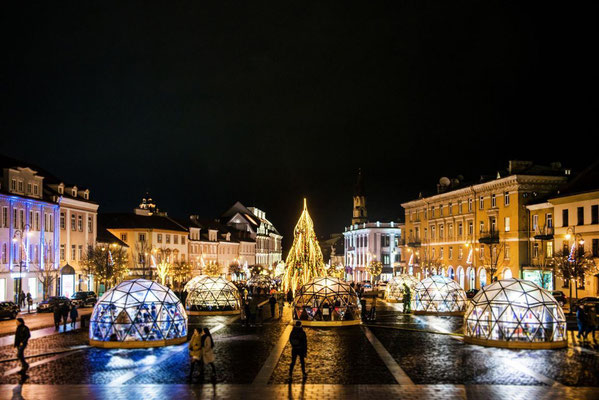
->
53;304;62;331
26;293;33;313
19;291;26;309
201;327;216;382
15;318;30;376
61;302;70;332
585;305;598;344
577;305;588;341
188;328;202;381
286;290;293;304
402;284;412;313
269;294;277;319
70;304;79;329
289;321;307;379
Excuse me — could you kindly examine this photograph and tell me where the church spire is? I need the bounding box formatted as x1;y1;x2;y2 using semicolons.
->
352;169;367;225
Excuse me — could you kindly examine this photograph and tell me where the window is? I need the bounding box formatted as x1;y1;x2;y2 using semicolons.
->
468;222;473;236
166;234;171;244
532;215;538;231
60;245;65;261
27;183;32;193
181;236;185;245
448;203;452;215
35;212;39;230
11;179;16;191
88;216;93;233
449;247;453;259
533;243;539;258
479;221;484;233
121;233;127;242
19;209;24;229
458;223;463;237
18;181;23;192
562;209;569;227
2;207;6;227
458;200;462;214
78;245;83;260
468;198;473;212
71;245;76;260
547;213;553;228
78;215;83;231
440;247;444;259
458;247;463;259
2;243;7;263
547;242;553;258
439;205;443;216
490;218;496;232
71;214;76;231
33;184;39;195
491;194;496;208
505;217;510;232
479;196;484;210
431;226;436;240
593;239;599;258
60;213;65;229
439;225;444;239
138;233;146;242
174;235;179;244
577;207;584;226
157;234;162;243
13;209;17;228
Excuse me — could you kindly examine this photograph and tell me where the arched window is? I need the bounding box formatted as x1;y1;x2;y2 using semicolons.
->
503;268;513;279
479;268;487;288
467;267;475;289
448;266;455;280
457;266;465;289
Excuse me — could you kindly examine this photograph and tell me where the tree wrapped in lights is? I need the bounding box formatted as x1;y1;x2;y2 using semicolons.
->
283;199;327;294
366;260;383;281
155;261;171;285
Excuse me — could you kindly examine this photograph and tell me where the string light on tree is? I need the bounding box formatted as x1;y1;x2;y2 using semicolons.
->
282;199;327;294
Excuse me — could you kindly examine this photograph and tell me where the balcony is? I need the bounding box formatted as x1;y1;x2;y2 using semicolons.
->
478;229;500;245
533;225;554;241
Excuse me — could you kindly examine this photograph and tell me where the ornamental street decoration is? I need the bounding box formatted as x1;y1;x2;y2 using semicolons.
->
185;275;241;312
89;278;187;347
293;276;361;325
464;278;567;348
385;274;419;301
283;199;327;294
414;275;467;314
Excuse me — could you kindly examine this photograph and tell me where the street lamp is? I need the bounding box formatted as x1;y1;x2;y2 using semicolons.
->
12;224;32;302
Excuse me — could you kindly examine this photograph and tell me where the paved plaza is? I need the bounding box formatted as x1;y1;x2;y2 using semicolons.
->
1;303;599;399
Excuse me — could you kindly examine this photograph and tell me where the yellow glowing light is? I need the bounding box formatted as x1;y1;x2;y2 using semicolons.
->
565;233;571;240
282;199;327;294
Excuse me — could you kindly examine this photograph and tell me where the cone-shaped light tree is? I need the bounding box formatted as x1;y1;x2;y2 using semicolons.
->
283;199;327;294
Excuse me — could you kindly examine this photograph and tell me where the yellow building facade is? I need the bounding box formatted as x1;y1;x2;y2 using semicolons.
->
402;164;568;291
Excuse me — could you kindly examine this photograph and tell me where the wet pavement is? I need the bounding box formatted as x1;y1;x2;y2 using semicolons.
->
1;301;598;398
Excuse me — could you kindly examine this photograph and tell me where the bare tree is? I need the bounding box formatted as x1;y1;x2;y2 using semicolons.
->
83;245;129;291
35;243;58;300
171;262;192;290
480;241;506;283
134;240;152;279
553;248;597;310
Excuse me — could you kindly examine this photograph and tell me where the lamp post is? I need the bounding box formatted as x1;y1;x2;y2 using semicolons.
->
12;224;32;303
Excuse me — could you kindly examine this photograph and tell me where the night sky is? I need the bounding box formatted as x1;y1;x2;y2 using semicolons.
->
1;2;597;252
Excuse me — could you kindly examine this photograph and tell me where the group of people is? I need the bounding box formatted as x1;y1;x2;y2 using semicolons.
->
16;291;34;313
188;327;217;382
53;302;79;332
576;303;599;344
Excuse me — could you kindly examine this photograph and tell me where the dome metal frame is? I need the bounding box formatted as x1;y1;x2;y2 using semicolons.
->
414;275;467;315
185;275;241;315
464;278;567;349
247;274;275;289
293;276;361;326
89;279;188;348
385;274;419;302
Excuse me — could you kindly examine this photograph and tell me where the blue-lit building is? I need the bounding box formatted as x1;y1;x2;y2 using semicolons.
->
0;162;60;303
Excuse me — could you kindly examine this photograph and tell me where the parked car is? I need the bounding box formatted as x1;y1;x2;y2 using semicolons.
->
37;296;71;313
0;301;19;320
362;281;372;289
575;297;599;309
70;291;97;307
465;289;479;299
551;291;567;307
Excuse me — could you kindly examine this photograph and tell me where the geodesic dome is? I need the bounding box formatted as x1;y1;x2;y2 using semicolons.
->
185;275;241;313
247;274;275;289
90;279;187;348
293;277;361;325
464;278;567;348
385;274;419;301
414;275;467;313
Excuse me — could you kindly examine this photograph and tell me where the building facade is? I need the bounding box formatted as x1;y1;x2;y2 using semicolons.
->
401;161;569;290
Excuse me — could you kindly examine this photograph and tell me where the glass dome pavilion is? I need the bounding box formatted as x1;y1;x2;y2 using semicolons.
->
385;274;419;302
89;279;187;348
414;275;468;315
293;276;361;326
464;278;567;349
185;275;241;314
247;274;275;290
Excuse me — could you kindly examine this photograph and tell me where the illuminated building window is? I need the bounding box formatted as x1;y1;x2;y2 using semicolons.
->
504;191;510;206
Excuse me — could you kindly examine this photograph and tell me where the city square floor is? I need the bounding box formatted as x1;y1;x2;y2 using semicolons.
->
1;303;598;399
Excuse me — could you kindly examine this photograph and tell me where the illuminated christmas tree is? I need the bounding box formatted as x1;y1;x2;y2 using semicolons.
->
283;199;327;294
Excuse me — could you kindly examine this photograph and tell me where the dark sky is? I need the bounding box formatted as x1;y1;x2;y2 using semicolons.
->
1;2;597;252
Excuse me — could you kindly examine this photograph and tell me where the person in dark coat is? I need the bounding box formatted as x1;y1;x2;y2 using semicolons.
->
70;304;79;328
15;318;31;375
53;304;62;331
61;302;70;331
286;290;293;304
288;321;307;378
577;305;588;341
26;293;33;313
269;294;277;319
